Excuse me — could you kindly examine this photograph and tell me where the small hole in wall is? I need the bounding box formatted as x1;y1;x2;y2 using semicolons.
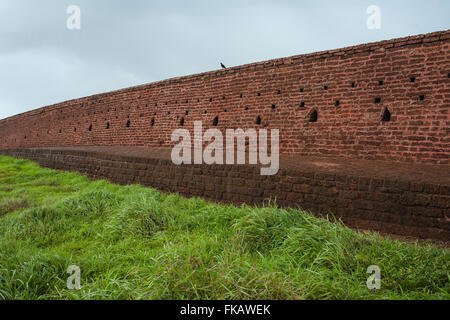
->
277;90;281;94
24;136;27;140
324;85;328;90
88;124;92;131
240;93;243;98
223;96;226;100
351;82;356;88
59;129;62;134
223;109;227;112
410;77;416;83
106;122;110;129
151;118;155;127
381;108;391;122
204;110;208;114
271;104;276;110
257;92;261;96
300;88;304;92
419;95;425;101
180;117;185;126
209;98;213;102
74;128;76;132
378;80;384;86
126;120;130;128
245;107;249;110
256;116;262;125
300;102;305;108
375;98;381;104
448;73;450;78
213;116;219;126
335;100;340;106
309;109;318;122
185;110;189;115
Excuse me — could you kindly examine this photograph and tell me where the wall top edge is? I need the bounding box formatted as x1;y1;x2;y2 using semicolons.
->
1;29;449;123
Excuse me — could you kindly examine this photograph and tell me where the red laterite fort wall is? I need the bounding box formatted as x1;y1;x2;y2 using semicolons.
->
1;30;449;241
1;30;449;164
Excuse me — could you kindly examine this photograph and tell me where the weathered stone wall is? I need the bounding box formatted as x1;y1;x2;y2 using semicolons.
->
1;147;448;241
1;30;449;164
1;31;449;240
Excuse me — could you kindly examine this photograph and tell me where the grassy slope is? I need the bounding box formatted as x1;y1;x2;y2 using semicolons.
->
0;156;448;300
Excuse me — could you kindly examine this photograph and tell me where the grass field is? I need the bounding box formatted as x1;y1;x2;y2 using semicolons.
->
0;155;448;300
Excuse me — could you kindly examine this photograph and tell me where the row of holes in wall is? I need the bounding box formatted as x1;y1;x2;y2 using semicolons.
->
122;76;424;107
21;75;436;136
32;91;415;133
9;73;449;141
23;90;408;138
40;88;424;132
34;94;399;135
98;77;425;110
54;106;392;137
40;74;438;122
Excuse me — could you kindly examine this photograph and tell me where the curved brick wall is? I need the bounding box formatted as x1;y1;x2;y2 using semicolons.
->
1;30;449;164
1;31;449;241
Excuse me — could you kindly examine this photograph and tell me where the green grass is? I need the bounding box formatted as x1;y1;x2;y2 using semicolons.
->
0;155;448;300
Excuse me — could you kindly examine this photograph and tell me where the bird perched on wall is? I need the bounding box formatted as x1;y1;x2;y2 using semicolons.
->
220;62;227;69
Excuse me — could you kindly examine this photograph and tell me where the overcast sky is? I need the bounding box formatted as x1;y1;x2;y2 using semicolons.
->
0;0;449;119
